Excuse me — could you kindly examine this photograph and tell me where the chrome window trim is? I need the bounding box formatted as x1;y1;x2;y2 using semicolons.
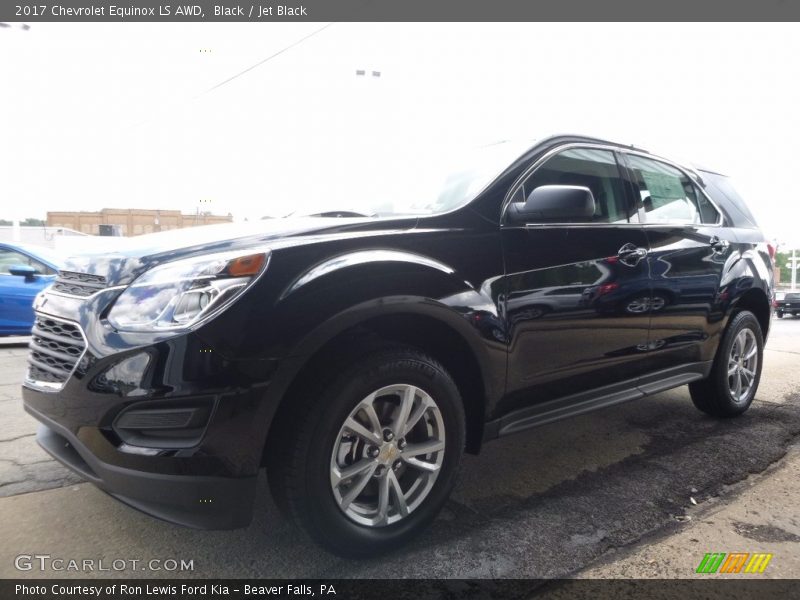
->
500;142;725;228
24;312;88;393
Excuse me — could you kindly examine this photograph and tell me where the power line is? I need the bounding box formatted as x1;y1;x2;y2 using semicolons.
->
200;22;335;97
121;22;336;131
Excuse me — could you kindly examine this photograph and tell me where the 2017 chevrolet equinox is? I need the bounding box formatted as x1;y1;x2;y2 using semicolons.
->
22;135;774;556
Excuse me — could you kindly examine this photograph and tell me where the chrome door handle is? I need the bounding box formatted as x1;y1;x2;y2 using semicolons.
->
617;243;648;267
710;236;730;253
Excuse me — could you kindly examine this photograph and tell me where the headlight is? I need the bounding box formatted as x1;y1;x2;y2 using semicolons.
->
107;250;270;332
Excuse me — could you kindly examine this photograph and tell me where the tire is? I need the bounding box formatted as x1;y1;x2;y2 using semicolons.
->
267;344;465;557
689;311;764;418
777;311;784;319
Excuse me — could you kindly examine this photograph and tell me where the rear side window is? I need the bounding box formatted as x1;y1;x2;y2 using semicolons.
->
627;155;720;225
522;148;633;224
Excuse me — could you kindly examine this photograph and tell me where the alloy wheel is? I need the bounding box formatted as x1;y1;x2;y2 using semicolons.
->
727;328;758;403
329;384;445;527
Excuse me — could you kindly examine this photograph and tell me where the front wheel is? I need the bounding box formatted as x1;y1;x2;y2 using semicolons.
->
777;311;784;319
689;311;764;417
268;345;465;557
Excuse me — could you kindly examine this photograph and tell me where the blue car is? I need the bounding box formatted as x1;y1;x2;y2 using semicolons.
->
0;242;62;335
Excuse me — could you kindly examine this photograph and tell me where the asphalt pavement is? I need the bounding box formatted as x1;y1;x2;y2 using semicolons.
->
0;317;798;580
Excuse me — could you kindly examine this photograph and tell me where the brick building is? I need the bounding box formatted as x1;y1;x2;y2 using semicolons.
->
47;208;232;236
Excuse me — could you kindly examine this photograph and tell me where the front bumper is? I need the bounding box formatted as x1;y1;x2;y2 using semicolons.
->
20;287;286;530
26;401;258;529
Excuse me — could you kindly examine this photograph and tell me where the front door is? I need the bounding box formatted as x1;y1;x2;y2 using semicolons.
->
499;146;652;416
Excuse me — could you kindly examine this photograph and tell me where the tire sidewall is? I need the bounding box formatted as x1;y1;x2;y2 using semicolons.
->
300;351;465;554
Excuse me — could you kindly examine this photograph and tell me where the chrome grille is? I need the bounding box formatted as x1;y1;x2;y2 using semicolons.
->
51;270;107;297
26;315;87;390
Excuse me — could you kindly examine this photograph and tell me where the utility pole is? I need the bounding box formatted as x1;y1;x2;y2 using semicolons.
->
790;248;798;291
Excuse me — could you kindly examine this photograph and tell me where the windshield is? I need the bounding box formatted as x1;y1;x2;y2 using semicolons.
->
286;140;531;218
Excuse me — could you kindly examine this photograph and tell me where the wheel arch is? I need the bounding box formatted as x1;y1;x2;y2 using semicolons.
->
261;300;501;466
730;286;771;339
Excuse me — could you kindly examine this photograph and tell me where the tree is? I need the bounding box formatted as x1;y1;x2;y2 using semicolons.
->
0;217;45;226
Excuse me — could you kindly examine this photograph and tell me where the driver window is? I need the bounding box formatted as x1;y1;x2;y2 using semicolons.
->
522;148;633;224
0;249;52;275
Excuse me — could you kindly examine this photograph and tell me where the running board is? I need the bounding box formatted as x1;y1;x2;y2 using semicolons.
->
485;362;712;440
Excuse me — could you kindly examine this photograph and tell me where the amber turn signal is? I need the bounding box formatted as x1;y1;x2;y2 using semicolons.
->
225;253;267;277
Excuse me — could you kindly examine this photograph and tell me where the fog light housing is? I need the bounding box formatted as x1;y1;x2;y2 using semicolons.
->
112;398;214;449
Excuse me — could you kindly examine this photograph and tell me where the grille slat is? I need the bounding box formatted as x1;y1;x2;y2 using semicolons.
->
28;356;72;378
26;315;87;391
52;270;108;297
28;342;83;365
31;325;83;346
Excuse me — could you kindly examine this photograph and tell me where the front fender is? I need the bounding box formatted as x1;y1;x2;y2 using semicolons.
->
280;249;458;300
266;249;506;407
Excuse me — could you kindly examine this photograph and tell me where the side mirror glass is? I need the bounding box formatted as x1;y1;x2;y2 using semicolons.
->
507;185;595;223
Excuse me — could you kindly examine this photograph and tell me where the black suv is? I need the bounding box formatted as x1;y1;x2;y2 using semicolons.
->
22;135;773;556
775;291;800;318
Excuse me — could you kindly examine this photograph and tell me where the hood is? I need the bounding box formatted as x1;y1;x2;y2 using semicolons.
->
62;216;417;286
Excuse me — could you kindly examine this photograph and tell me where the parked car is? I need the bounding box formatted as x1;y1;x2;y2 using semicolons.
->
775;290;800;318
0;242;61;335
21;134;773;556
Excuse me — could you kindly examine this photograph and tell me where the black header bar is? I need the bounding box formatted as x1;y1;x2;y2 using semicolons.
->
3;579;800;600
2;0;800;23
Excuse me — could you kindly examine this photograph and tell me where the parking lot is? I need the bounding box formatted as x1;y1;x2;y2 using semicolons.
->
1;317;799;579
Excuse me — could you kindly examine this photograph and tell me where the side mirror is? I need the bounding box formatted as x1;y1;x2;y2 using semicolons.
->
8;265;38;280
507;185;596;223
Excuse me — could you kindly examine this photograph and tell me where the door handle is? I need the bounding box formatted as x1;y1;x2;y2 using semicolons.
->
710;236;730;253
617;243;648;267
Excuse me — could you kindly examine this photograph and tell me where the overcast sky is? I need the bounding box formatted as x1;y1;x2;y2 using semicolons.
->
2;22;798;246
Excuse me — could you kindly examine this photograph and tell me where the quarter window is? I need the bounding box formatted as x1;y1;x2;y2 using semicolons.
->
626;155;720;225
522;148;633;223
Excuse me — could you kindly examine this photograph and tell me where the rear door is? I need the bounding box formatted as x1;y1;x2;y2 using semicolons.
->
499;146;652;416
619;152;728;374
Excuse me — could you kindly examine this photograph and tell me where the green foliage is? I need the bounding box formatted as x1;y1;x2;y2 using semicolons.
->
0;218;46;226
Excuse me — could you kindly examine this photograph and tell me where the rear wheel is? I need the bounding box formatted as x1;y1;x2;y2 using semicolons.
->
268;345;465;557
689;311;763;417
777;311;784;319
